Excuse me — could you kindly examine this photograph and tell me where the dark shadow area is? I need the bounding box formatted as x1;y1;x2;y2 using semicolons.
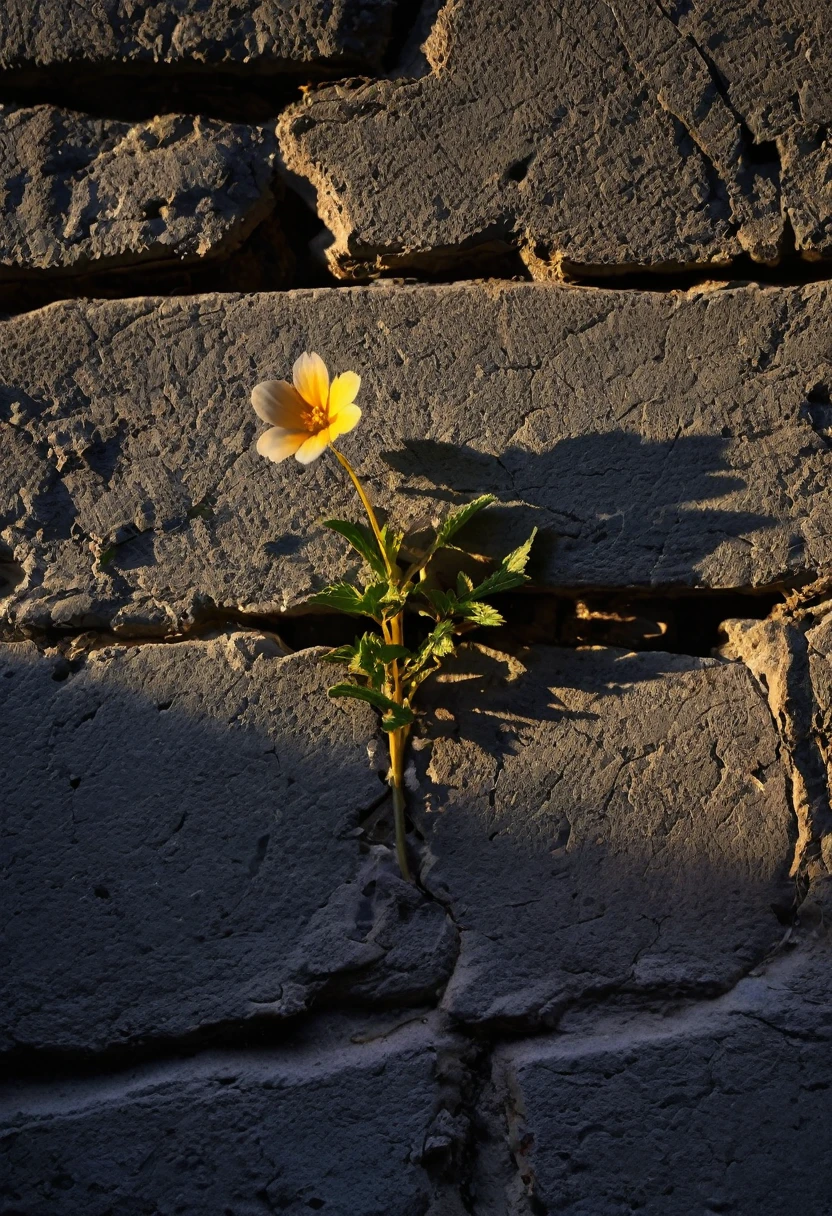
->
381;432;780;589
0;641;455;1069
408;642;798;1031
0;185;338;315
0;64;343;124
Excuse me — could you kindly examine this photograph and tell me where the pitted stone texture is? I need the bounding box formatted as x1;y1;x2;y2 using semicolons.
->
0;1017;463;1215
0;0;394;72
3;282;832;632
0;105;286;280
278;0;832;276
804;608;832;866
477;945;832;1215
413;644;793;1028
0;637;455;1053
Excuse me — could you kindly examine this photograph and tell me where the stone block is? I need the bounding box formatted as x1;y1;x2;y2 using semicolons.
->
3;282;832;632
0;636;456;1053
0;0;394;73
278;0;832;276
414;643;794;1027
478;945;832;1215
0;1016;461;1215
0;105;287;281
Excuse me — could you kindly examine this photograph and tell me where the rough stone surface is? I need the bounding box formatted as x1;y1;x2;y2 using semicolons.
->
0;105;287;280
0;635;456;1053
0;1015;464;1215
0;0;395;73
413;643;794;1027
278;0;832;277
476;943;832;1215
4;281;832;632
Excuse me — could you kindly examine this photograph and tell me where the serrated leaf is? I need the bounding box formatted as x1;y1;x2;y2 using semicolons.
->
469;528;538;600
349;632;411;688
380;524;404;569
458;600;505;627
422;587;459;618
328;682;414;731
323;519;386;578
435;494;496;547
403;620;457;692
456;571;475;597
307;581;368;614
322;643;359;665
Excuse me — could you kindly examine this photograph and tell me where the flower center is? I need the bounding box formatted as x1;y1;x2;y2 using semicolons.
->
303;400;329;433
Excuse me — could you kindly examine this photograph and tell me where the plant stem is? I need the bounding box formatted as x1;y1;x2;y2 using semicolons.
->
388;724;412;883
329;445;393;579
329;443;413;882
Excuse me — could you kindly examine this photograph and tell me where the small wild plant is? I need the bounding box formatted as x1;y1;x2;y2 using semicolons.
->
252;352;536;881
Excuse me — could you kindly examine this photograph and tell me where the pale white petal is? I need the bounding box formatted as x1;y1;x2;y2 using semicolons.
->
328;370;361;418
252;380;306;428
256;427;307;463
292;351;329;411
294;429;332;464
327;403;361;439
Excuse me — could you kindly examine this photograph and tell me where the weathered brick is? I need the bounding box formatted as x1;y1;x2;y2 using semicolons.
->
0;1016;461;1215
0;0;395;73
278;0;832;276
0;105;287;282
478;946;832;1215
3;282;832;633
415;643;794;1026
0;636;455;1053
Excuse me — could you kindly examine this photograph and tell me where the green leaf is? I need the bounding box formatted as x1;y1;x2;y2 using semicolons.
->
350;632;410;688
328;683;414;731
422;587;459;618
308;580;404;621
469;528;538;600
403;619;457;692
322;643;359;665
458;600;505;627
435;494;496;547
307;582;368;614
323;519;386;578
380;524;404;570
456;571;475;597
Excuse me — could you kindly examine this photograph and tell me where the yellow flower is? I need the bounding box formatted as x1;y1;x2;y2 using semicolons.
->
252;351;361;465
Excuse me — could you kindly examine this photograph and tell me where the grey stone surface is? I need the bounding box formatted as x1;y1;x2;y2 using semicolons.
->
0;635;456;1053
0;105;286;280
278;0;832;277
0;1015;464;1215
413;643;794;1027
3;281;832;633
0;0;394;72
476;943;832;1215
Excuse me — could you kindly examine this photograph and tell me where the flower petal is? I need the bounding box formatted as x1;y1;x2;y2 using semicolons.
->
292;351;329;411
252;380;307;429
294;429;332;465
256;427;307;463
328;370;361;419
327;403;362;439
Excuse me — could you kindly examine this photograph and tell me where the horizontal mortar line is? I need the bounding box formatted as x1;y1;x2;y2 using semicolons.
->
6;254;832;319
0;964;767;1090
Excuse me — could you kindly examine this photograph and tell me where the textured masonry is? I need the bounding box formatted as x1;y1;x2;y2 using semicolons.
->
0;105;286;283
5;2;832;1213
279;0;832;277
3;282;832;633
0;0;396;72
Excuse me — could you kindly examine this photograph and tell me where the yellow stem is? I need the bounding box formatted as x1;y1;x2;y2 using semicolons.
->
329;446;412;880
388;724;412;882
330;445;393;580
